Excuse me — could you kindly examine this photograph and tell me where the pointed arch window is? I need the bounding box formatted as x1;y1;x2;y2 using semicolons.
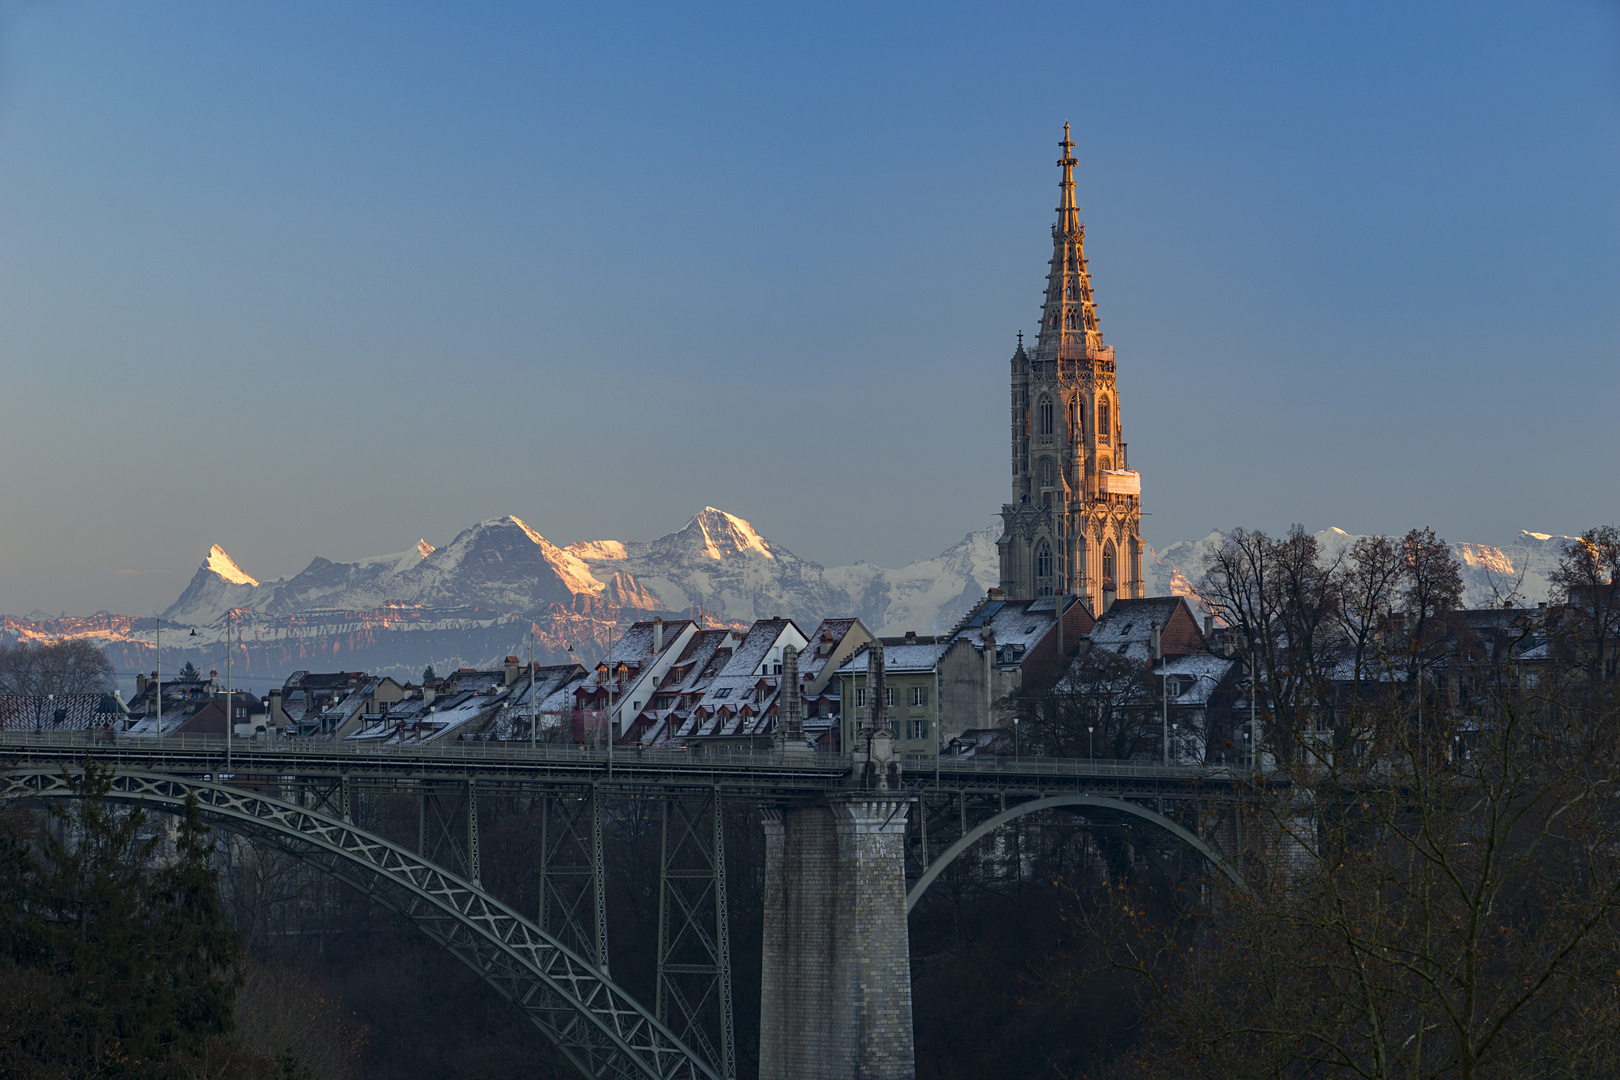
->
1098;398;1111;444
1039;458;1054;488
1103;541;1117;588
1038;395;1054;436
1036;540;1054;595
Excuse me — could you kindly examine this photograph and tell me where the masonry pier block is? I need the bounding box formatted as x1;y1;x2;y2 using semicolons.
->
759;794;915;1080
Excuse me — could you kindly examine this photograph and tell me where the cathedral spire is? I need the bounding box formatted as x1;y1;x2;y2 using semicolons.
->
1057;122;1080;235
1035;122;1105;360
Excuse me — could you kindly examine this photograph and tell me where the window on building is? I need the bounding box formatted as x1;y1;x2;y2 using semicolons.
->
910;718;927;740
885;687;895;707
1098;399;1111;443
912;686;927;706
1036;541;1053;580
1040;458;1054;487
1038;395;1054;436
1103;542;1116;587
856;688;866;707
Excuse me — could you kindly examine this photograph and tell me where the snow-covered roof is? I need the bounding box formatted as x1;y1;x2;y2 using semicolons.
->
0;693;127;731
654;629;738;698
835;639;943;675
794;618;863;683
593;619;696;674
1088;597;1200;663
947;597;1074;661
383;686;508;743
1156;654;1237;706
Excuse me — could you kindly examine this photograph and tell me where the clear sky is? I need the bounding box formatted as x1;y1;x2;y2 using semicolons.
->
2;1;1616;617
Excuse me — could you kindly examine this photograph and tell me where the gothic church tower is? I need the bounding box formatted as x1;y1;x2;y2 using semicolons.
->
997;124;1144;611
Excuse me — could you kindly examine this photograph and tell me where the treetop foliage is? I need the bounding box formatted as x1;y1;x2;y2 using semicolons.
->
0;639;117;697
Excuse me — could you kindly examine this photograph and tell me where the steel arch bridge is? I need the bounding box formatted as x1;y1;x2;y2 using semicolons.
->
0;765;719;1080
904;791;1247;913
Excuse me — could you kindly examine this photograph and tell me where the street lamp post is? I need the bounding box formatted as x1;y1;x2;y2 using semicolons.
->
225;609;233;775
1012;716;1019;758
1088;725;1094;760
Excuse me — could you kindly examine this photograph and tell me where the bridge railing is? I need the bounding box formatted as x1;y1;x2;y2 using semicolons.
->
0;730;859;775
0;730;1264;784
927;754;1258;784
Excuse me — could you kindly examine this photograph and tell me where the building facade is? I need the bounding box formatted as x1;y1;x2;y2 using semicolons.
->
999;125;1145;611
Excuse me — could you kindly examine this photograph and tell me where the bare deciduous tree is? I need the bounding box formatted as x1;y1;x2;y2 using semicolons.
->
1021;648;1160;760
1548;524;1620;688
1052;540;1620;1080
0;639;116;697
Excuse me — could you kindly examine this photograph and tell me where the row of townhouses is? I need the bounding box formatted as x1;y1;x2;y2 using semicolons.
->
6;591;1602;768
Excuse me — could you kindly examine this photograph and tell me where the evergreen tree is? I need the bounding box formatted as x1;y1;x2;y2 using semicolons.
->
0;761;246;1076
177;661;202;682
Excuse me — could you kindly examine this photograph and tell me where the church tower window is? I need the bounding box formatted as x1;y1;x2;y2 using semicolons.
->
1038;395;1054;436
1036;541;1054;596
1102;542;1116;588
1039;458;1054;488
1098;399;1111;443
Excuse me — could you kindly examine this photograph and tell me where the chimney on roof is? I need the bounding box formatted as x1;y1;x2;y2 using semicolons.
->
504;656;520;685
136;673;147;697
904;630;918;644
1203;615;1214;639
653;616;663;652
1150;620;1162;663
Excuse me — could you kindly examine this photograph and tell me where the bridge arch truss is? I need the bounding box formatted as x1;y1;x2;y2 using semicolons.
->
0;766;719;1080
905;791;1246;913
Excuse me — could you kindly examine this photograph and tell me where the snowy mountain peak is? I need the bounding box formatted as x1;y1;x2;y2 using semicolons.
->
506;515;546;546
681;507;774;560
206;545;258;586
417;539;435;559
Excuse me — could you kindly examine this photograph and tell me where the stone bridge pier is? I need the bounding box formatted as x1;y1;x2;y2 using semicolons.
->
758;791;914;1080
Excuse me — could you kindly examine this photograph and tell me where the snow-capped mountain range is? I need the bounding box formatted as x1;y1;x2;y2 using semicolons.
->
0;509;1577;685
160;508;1001;636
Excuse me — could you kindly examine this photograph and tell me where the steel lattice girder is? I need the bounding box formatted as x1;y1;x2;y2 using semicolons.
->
0;767;719;1080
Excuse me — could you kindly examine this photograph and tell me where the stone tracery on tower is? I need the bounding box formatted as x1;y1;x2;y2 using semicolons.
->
996;123;1145;612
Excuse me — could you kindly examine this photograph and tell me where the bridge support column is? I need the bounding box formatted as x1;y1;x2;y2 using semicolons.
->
759;794;915;1080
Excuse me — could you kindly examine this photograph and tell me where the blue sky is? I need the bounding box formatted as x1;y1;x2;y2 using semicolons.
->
2;1;1616;616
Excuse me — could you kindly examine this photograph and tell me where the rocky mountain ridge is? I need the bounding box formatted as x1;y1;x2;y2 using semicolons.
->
2;512;1579;686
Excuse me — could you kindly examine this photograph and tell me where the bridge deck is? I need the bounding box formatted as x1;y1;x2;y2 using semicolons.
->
0;732;1265;800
